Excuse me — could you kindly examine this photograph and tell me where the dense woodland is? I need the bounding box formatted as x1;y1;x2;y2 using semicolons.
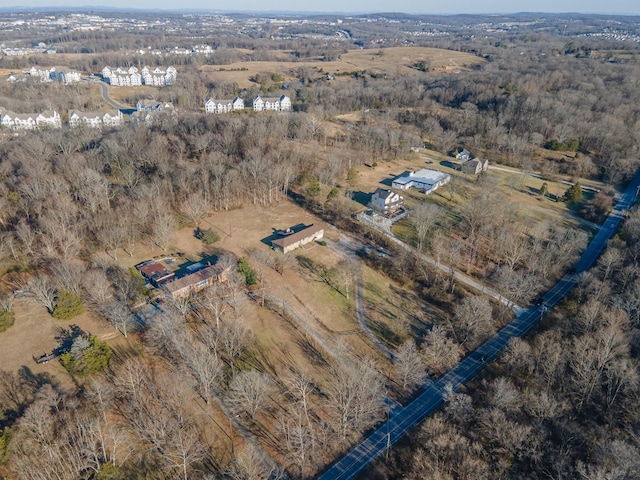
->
373;209;640;479
0;11;640;480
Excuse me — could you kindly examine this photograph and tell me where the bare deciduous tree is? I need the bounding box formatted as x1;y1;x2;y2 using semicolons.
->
21;274;57;313
411;202;442;251
451;295;494;350
422;325;461;375
394;339;426;393
326;358;385;442
228;370;275;419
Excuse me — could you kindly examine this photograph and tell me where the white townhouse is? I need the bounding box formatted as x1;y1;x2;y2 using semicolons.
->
0;108;61;131
28;66;53;82
102;66;142;86
102;110;124;127
50;67;82;84
192;45;214;55
69;110;101;129
252;95;264;112
278;95;292;111
129;111;152;125
136;100;174;112
252;95;291;112
68;109;123;129
35;111;62;129
141;66;177;86
205;96;244;114
6;73;27;83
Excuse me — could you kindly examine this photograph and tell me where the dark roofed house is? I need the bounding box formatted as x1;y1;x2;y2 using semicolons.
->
137;261;175;287
271;224;324;254
461;158;489;175
164;263;230;299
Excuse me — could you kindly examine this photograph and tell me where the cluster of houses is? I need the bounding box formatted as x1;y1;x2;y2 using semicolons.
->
130;100;176;125
68;109;124;129
101;66;177;87
135;224;325;300
2;45;56;56
455;149;490;175
0;108;61;131
6;66;82;84
205;94;292;114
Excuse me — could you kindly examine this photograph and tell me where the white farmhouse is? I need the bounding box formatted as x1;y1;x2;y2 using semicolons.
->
370;188;404;213
392;168;451;194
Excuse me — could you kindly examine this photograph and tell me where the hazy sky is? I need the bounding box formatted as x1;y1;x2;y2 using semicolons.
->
8;0;640;15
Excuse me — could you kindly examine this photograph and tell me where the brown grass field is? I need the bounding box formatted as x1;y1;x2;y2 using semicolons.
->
201;46;484;88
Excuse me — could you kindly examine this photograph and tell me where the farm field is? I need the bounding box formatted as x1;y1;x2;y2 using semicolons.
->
200;46;484;88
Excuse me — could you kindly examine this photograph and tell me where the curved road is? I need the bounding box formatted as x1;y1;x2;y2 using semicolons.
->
85;77;134;113
317;169;640;480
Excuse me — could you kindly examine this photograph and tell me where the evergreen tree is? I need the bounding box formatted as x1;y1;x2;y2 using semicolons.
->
563;182;583;204
52;289;84;320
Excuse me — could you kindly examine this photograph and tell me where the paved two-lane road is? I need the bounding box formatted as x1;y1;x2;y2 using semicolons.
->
317;169;640;480
84;76;136;114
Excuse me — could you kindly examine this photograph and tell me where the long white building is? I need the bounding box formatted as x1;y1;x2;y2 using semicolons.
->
392;168;451;194
0;108;61;130
102;65;177;86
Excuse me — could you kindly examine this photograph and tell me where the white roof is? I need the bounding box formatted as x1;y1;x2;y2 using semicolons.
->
394;168;450;186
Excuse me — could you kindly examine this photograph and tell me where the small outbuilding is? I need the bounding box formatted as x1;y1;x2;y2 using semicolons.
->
137;261;175;287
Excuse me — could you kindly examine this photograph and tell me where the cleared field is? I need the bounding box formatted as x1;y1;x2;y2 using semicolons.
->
352;148;601;233
201;46;484;88
0;298;116;384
